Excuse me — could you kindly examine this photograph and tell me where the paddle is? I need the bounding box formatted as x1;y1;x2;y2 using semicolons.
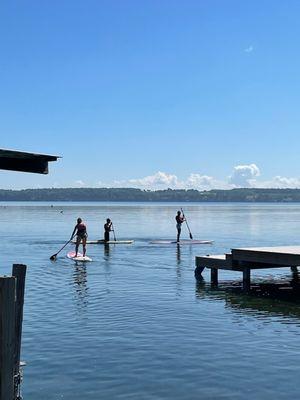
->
181;208;193;240
111;223;117;241
50;238;73;261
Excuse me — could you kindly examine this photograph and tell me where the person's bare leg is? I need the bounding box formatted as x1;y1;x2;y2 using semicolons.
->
82;238;87;257
75;237;80;257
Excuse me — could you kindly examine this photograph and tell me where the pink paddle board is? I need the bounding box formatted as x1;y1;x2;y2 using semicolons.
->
67;251;92;262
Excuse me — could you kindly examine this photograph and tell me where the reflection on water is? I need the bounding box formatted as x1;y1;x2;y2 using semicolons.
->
104;243;110;258
195;271;300;322
72;265;88;313
176;243;181;265
175;244;182;296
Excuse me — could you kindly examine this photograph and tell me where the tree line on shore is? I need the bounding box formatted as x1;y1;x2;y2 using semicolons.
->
1;187;300;202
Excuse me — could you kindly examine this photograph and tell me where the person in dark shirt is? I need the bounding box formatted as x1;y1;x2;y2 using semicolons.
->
71;218;88;257
175;211;185;243
104;218;113;242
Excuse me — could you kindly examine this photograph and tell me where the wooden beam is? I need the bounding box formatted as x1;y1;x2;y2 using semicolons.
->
195;255;233;269
232;246;300;266
0;277;16;400
195;255;243;271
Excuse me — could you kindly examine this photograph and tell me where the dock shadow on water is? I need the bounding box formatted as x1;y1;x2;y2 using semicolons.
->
196;271;300;320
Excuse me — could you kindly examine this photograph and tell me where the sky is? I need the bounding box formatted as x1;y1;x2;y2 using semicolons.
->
1;0;300;190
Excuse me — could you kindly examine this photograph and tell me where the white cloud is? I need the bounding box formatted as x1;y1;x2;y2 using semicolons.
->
128;171;179;189
272;176;300;188
98;172;178;189
95;164;300;191
186;174;231;190
75;180;85;187
100;171;231;190
244;45;254;53
229;164;260;187
186;174;214;188
256;176;300;189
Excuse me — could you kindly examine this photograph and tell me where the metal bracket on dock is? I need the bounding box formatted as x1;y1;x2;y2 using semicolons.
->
14;361;26;400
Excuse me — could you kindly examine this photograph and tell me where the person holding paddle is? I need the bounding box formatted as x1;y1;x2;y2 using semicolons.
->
71;218;88;257
175;211;185;242
104;218;113;242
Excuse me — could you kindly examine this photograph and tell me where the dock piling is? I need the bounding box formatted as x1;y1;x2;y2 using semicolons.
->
211;268;218;286
242;267;251;291
0;277;17;400
194;266;205;280
12;264;26;399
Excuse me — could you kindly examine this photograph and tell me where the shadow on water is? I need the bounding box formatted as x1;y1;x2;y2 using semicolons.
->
195;271;300;320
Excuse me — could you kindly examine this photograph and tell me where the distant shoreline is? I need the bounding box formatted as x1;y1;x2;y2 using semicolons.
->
1;188;300;202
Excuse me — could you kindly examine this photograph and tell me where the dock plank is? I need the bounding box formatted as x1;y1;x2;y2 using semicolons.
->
232;245;300;266
195;254;240;270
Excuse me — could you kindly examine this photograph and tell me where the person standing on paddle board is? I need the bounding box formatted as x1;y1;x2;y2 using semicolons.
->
175;211;185;242
104;218;113;242
71;218;88;257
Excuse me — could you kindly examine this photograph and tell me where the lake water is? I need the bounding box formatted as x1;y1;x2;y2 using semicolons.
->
1;202;300;400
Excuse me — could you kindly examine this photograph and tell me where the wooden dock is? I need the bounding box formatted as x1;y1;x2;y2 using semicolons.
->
195;246;300;291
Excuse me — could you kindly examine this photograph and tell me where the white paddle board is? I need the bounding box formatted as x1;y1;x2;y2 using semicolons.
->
67;251;93;262
149;240;213;245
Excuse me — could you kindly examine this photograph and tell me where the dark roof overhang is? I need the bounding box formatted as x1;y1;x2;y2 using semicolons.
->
0;148;60;174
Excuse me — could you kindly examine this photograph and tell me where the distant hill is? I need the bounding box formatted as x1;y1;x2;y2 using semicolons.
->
1;187;300;202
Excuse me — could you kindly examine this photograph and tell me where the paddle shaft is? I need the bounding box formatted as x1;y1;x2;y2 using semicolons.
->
111;223;117;241
50;238;72;260
181;208;193;240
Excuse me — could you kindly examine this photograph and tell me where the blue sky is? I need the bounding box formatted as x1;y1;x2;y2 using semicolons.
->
1;0;300;189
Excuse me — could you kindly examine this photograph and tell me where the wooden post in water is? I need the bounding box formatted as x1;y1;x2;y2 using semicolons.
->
243;267;251;292
12;264;26;399
194;266;205;280
211;268;218;286
0;276;16;400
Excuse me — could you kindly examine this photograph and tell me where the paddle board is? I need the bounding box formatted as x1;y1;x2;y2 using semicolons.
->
72;239;134;245
149;240;213;245
67;251;93;262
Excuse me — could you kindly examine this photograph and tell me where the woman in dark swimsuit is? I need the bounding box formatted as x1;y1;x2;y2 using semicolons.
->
71;218;88;257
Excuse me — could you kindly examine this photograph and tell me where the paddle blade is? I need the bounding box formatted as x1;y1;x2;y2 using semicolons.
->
189;232;193;240
50;254;57;261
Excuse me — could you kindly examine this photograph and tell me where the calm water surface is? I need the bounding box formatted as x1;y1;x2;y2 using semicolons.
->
1;202;300;400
